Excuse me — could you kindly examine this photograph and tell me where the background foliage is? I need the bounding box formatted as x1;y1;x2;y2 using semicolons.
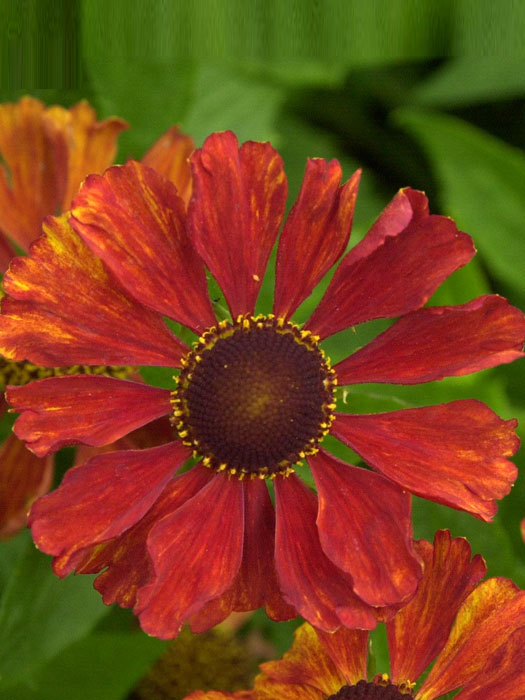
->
1;2;524;698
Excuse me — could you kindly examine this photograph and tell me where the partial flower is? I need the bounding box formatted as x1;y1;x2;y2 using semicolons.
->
187;530;525;700
0;131;523;638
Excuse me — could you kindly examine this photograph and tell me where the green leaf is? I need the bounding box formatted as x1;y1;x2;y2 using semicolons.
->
414;57;525;106
395;109;525;295
0;531;108;688
6;632;166;700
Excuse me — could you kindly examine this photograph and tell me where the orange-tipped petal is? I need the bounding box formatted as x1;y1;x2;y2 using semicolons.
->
260;623;346;696
29;440;191;564
274;162;360;319
189;478;295;633
141;125;194;207
67;465;213;608
388;530;486;685
46;100;128;210
0;97;126;250
8;375;172;456
274;474;378;632
0;434;53;539
136;474;245;639
451;627;525;700
254;678;323;700
307;214;475;340
71;160;215;333
332;401;519;521
418;579;525;699
309;449;422;607
189;131;287;317
316;626;368;686
0;214;186;366
335;296;525;386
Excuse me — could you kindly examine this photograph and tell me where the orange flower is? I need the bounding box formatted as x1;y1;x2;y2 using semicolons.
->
187;531;525;700
0;96;194;537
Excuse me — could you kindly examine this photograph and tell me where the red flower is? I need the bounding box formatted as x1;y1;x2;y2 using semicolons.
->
186;531;525;700
0;131;523;638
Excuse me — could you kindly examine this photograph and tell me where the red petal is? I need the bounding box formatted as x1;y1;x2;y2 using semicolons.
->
335;296;525;385
274;474;378;632
343;187;428;267
189;478;295;632
332;401;519;521
66;465;213;607
0;233;16;274
8;375;172;457
309;449;422;607
189;131;287;317
260;623;347;696
0;215;186;366
136;473;245;639
306;214;475;339
29;440;191;562
419;579;525;699
388;530;486;685
141;126;194;208
273;162;360;319
0;434;53;539
71;160;215;333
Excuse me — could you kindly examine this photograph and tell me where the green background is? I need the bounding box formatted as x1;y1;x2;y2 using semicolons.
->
1;1;524;698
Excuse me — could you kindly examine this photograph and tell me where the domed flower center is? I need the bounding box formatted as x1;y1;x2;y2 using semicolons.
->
328;679;412;699
172;315;336;479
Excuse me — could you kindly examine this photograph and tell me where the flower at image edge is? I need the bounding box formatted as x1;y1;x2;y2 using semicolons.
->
0;130;523;639
186;530;525;700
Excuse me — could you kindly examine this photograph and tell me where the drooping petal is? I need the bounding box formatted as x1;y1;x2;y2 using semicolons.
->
64;465;213;608
141;125;194;207
189;131;287;317
452;627;525;700
332;401;519;521
70;160;215;333
274;474;378;632
136;473;245;639
306;215;475;339
189;478;295;633
342;187;429;267
188;693;250;700
0;96;65;250
335;296;525;385
29;440;191;563
8;375;172;457
0;434;53;539
44;99;128;210
309;449;422;607
260;623;346;696
0;214;186;366
388;530;486;685
0;96;127;251
418;579;525;700
273;162;360;319
316;626;368;686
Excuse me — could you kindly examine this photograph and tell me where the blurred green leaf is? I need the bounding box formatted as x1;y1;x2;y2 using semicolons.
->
0;531;108;688
6;632;166;700
414;57;525;106
396;109;525;295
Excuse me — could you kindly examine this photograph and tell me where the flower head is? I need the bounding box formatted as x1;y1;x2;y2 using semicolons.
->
0;131;523;638
187;530;525;700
